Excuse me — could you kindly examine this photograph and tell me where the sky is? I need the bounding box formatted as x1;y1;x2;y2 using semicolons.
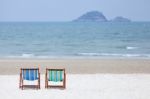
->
0;0;150;21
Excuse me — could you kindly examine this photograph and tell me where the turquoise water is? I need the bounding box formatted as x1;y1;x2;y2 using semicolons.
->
0;22;150;58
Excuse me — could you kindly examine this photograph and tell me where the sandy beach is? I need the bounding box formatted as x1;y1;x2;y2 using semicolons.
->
0;74;150;99
0;58;150;99
0;58;150;74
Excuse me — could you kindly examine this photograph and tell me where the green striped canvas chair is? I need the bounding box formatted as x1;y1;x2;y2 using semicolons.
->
19;68;40;90
45;68;66;89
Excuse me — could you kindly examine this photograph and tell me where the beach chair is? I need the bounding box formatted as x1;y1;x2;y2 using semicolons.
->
19;68;40;90
45;68;66;89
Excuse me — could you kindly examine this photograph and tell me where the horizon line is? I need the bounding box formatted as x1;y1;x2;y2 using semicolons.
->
0;21;150;22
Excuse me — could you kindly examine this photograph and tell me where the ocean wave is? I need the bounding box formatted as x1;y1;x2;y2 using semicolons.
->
126;46;138;50
6;54;61;58
3;53;150;58
7;53;35;58
77;53;150;58
21;54;35;58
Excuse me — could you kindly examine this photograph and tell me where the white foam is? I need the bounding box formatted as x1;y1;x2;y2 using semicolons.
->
77;53;150;58
77;53;100;56
126;46;138;50
7;53;35;58
3;52;150;59
21;53;34;58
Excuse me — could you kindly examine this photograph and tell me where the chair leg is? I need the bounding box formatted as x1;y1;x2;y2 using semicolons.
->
39;80;40;89
38;79;40;89
45;73;48;89
19;74;21;89
45;73;46;88
21;80;23;90
45;81;47;88
63;73;66;88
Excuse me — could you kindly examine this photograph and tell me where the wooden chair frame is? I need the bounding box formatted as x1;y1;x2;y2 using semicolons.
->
19;68;40;90
45;68;66;89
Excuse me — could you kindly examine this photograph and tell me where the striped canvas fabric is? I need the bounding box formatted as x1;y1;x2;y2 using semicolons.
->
48;70;63;82
22;69;38;81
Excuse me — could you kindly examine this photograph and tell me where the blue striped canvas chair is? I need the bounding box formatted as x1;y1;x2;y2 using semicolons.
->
19;68;40;90
45;68;66;89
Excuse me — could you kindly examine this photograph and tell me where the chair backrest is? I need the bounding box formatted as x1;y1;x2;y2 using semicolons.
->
47;69;65;82
21;68;39;81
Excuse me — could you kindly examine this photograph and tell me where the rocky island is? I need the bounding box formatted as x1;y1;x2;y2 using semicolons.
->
73;11;107;22
73;11;131;22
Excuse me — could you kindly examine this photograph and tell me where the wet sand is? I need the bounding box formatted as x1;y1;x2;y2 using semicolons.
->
0;58;150;74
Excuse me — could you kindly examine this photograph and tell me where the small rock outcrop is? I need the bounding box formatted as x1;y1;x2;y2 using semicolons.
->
111;16;131;22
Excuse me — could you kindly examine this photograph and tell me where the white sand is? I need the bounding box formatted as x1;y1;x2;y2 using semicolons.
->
0;74;150;99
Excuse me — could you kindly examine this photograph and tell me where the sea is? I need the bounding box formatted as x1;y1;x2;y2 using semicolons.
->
0;22;150;58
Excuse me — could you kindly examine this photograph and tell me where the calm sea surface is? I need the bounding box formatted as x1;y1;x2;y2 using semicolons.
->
0;22;150;58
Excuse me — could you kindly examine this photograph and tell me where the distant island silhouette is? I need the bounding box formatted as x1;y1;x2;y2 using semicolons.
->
73;11;131;22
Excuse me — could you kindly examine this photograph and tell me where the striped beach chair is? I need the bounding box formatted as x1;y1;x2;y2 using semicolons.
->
45;68;66;89
19;68;40;90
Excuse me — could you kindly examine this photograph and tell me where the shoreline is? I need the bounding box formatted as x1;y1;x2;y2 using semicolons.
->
0;58;150;75
1;54;150;59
